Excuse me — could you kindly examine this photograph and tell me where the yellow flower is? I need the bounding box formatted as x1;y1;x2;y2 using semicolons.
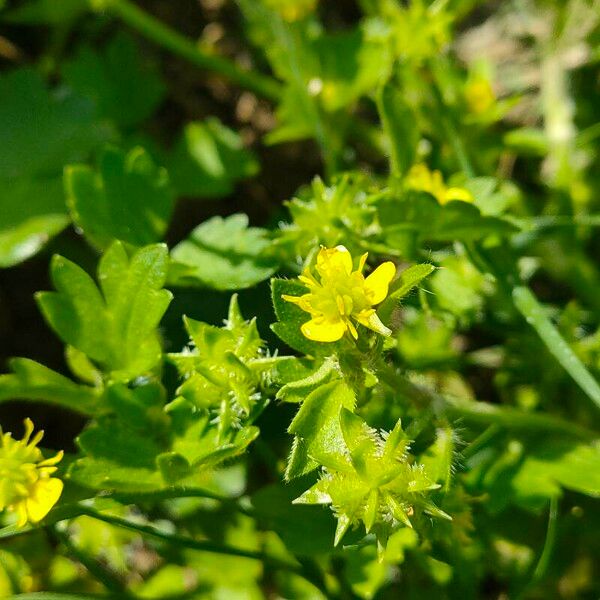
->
405;164;473;205
283;246;396;342
465;78;495;115
0;419;63;527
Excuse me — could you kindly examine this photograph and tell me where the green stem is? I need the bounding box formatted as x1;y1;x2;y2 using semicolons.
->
443;394;596;441
512;286;600;411
77;507;272;562
111;487;255;517
517;496;559;598
532;496;559;584
462;424;502;459
53;525;130;596
77;506;330;595
98;0;282;101
381;367;597;440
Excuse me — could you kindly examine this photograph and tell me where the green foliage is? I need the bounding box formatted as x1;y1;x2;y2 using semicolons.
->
63;33;166;129
65;146;174;249
377;82;419;177
36;242;172;381
295;410;448;551
166;118;259;197
2;0;600;598
170;214;277;290
279;175;376;257
0;68;111;266
377;191;518;246
168;295;268;432
0;359;100;416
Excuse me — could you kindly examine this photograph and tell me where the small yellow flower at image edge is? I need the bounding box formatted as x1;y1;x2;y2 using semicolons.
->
0;418;64;527
283;245;396;342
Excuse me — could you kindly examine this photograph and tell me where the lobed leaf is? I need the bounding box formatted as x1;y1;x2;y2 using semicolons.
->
170;214;277;290
36;242;172;380
65;147;174;250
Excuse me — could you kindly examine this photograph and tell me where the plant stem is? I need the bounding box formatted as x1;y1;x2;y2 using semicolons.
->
76;506;330;596
516;496;559;598
531;496;559;584
512;286;600;411
78;506;280;562
381;367;597;440
98;0;282;101
443;394;596;440
53;525;130;596
111;487;254;517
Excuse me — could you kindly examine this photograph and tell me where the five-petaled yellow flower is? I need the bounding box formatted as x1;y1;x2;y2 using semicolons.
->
406;164;473;205
283;246;396;342
0;419;64;527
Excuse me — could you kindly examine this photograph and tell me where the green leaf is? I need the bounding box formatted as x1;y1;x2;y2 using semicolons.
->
36;242;172;380
251;480;340;556
167;118;259;197
468;436;600;511
0;68;112;266
276;356;339;403
377;82;419;177
429;255;487;320
285;436;319;481
69;437;163;492
377;192;518;244
0;358;100;415
314;27;392;112
166;396;259;477
0;179;69;267
65;146;174;250
288;380;355;472
390;263;436;300
0;69;112;181
512;439;600;503
63;32;166;128
170;214;277;290
512;285;600;411
343;544;387;599
104;382;168;431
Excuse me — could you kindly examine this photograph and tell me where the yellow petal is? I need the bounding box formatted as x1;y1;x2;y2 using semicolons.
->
25;478;63;523
38;450;64;468
282;293;303;305
364;262;396;304
16;501;28;527
358;252;368;273
22;418;35;444
282;293;315;314
444;187;474;204
316;245;352;277
301;318;346;342
346;319;358;339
